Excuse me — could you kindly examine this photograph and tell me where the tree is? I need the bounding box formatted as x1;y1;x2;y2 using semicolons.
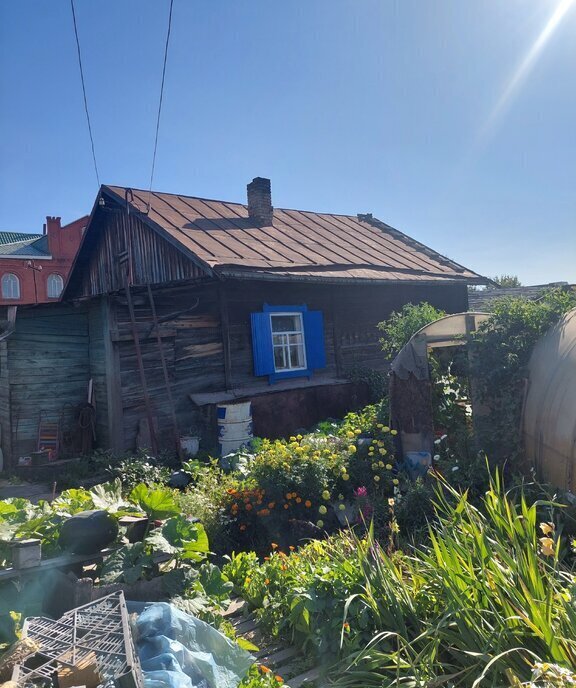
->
378;302;446;360
491;274;522;288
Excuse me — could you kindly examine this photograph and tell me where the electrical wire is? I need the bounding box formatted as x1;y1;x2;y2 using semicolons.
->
147;0;175;212
70;0;100;187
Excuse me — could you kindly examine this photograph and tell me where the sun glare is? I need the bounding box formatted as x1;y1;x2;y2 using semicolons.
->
479;0;576;143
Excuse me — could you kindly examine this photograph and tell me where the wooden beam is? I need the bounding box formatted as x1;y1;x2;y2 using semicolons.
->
101;297;124;453
330;291;343;377
218;283;233;390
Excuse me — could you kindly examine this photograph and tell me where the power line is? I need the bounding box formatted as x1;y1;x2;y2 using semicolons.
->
148;0;175;212
70;0;100;187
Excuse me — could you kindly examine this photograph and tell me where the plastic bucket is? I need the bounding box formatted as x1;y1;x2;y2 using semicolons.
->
217;402;253;456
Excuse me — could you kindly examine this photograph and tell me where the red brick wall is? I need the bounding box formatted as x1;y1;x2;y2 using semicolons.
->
0;215;87;305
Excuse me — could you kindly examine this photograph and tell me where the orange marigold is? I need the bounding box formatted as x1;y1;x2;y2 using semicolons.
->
260;665;271;674
304;500;312;508
245;503;253;511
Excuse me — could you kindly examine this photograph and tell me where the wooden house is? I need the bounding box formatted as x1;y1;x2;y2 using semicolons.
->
0;178;489;466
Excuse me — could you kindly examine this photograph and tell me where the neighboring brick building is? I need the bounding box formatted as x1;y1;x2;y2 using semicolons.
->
0;215;87;305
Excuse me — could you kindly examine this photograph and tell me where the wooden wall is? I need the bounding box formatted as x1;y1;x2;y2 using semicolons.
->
105;279;467;451
0;304;90;466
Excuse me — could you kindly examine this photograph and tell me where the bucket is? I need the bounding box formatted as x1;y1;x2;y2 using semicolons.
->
217;402;253;456
180;436;200;457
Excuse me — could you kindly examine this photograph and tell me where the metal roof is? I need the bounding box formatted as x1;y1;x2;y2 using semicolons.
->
103;185;489;284
0;235;49;257
468;283;572;310
0;232;42;246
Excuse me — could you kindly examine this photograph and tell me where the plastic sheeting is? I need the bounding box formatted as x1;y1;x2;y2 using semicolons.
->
129;602;254;688
523;307;576;491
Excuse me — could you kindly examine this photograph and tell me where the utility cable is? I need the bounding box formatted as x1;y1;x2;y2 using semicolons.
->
70;0;100;187
147;0;175;212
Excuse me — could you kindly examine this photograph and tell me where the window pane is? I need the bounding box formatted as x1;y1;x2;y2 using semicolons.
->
271;314;300;332
274;346;287;370
47;274;63;298
272;334;285;346
288;333;303;345
289;344;305;368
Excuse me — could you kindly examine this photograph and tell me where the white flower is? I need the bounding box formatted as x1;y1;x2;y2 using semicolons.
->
433;454;440;461
451;466;459;472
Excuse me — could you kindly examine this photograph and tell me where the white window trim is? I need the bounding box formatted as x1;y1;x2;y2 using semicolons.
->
269;312;307;373
47;273;64;299
1;273;20;300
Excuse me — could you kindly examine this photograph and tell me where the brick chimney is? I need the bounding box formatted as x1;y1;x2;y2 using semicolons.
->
247;177;273;226
46;216;62;256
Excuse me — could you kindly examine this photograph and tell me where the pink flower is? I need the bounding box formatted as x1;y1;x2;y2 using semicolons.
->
354;486;368;497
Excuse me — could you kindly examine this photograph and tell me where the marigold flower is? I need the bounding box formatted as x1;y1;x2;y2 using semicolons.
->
245;576;251;583
271;542;278;549
260;665;271;674
283;504;289;510
245;503;253;511
342;622;350;631
268;502;275;509
296;497;302;504
275;676;283;684
239;524;246;531
285;493;292;500
289;545;295;551
265;578;270;585
305;500;312;508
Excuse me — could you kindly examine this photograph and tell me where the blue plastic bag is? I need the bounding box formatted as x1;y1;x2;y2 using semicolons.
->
130;602;254;688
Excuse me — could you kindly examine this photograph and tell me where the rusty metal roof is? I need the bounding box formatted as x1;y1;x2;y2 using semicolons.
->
103;185;488;284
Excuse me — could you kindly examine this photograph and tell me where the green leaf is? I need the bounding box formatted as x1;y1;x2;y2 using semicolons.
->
156;516;210;561
198;563;234;601
129;484;179;520
100;542;153;584
90;479;135;514
236;637;259;652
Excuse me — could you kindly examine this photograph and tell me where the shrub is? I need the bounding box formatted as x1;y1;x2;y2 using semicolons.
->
378;302;446;360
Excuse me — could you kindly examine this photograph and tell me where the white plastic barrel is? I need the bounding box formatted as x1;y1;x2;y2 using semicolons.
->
217;402;253;456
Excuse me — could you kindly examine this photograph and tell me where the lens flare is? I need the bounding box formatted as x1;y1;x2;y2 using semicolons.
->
479;0;575;143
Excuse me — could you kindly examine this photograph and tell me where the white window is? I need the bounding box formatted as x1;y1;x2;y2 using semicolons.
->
270;312;307;372
1;273;20;300
47;273;64;299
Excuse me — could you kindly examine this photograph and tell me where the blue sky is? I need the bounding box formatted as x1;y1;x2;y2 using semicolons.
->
0;1;574;284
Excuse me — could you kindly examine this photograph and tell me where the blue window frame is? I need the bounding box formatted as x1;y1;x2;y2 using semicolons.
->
251;304;326;383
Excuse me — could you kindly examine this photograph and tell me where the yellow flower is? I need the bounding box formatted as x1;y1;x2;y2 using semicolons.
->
346;431;355;439
297;434;303;440
342;473;350;481
386;463;393;470
339;503;346;511
379;448;386;455
540;522;555;536
539;537;555;557
348;445;357;453
392;478;399;485
377;423;384;429
372;463;378;470
374;475;380;482
391;429;398;436
319;505;327;515
316;520;324;528
388;497;395;506
383;426;390;432
378;461;384;468
354;429;361;435
322;490;330;500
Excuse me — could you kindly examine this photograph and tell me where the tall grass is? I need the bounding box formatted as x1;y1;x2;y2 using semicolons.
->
331;473;576;687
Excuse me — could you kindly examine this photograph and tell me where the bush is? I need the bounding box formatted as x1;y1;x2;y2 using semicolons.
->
378;302;446;360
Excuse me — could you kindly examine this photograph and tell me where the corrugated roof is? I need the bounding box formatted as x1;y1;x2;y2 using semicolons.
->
103;185;489;284
0;232;42;246
0;235;49;257
468;283;573;310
